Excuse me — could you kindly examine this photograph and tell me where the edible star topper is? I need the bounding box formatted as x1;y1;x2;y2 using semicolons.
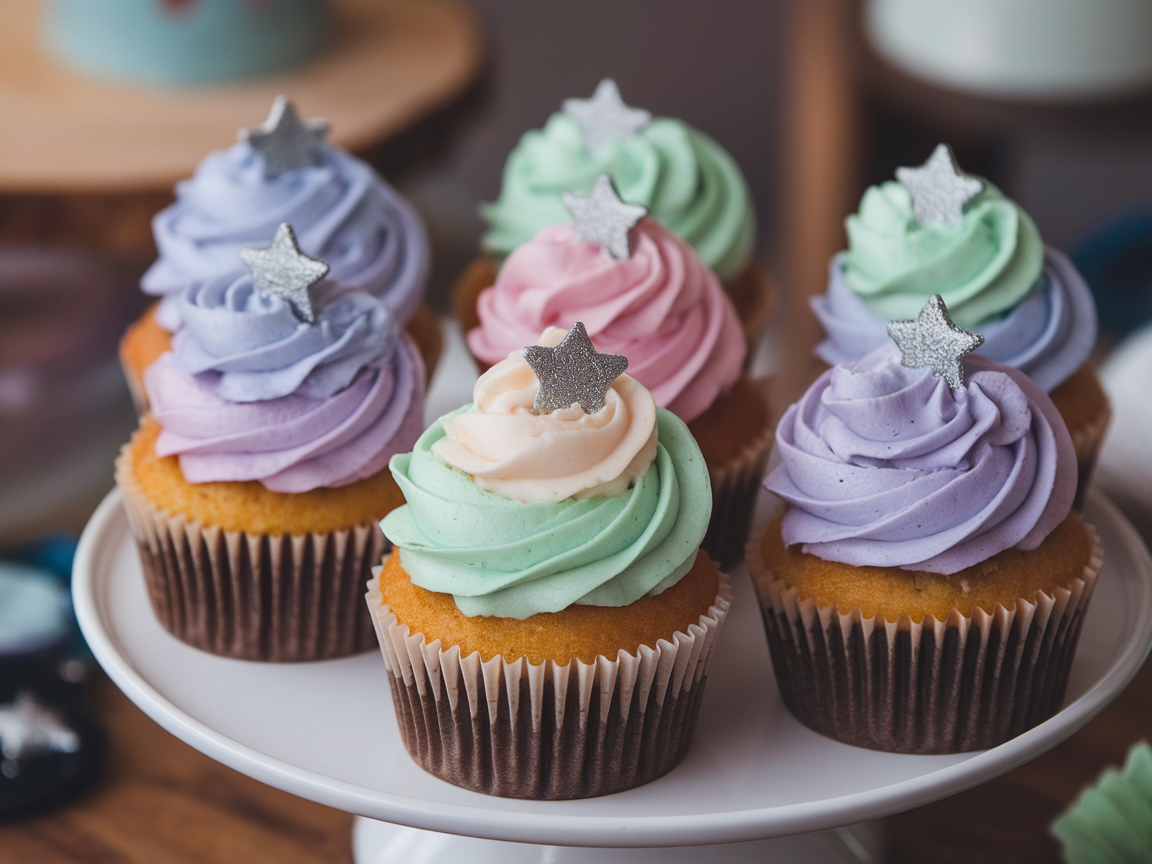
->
886;294;985;390
240;95;331;180
894;143;984;228
524;322;629;415
562;78;652;151
562;174;647;261
239;223;329;324
0;691;79;777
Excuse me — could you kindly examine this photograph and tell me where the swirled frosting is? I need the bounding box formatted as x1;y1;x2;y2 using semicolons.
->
380;352;712;619
467;219;745;424
143;142;429;328
813;248;1098;392
481;113;755;283
843;181;1044;329
765;343;1076;574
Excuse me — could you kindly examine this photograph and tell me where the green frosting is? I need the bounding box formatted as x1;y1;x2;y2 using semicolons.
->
1051;741;1152;864
380;407;712;620
481;113;755;284
842;181;1044;329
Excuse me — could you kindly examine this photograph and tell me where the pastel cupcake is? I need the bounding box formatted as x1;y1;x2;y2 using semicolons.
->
117;224;425;661
811;144;1109;506
368;323;730;798
457;79;772;342
750;295;1102;753
120;96;439;408
463;176;773;566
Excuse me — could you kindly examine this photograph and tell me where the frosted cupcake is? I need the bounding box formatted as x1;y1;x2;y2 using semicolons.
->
368;323;730;798
463;176;772;565
811;144;1109;506
457;79;771;342
751;295;1102;753
120;96;439;407
117;224;425;661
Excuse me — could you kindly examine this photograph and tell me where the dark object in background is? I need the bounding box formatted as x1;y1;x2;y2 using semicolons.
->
1074;210;1152;342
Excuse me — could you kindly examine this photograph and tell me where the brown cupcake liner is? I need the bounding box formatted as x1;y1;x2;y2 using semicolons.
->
366;570;733;799
1069;395;1112;512
746;521;1104;754
116;446;386;662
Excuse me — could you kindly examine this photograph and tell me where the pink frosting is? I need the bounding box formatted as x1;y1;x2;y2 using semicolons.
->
466;219;745;424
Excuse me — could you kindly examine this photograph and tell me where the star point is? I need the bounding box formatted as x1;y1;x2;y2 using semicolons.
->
895;143;984;228
887;295;985;389
239;223;329;323
562;78;652;151
240;95;330;180
562;174;647;261
523;322;629;415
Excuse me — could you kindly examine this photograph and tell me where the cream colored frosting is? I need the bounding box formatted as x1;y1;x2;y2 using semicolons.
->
433;328;657;504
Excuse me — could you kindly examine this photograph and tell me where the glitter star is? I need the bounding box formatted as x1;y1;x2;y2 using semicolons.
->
562;78;652;151
524;322;629;415
562;174;647;261
239;223;329;323
887;295;985;390
240;96;331;180
0;691;79;777
895;143;985;228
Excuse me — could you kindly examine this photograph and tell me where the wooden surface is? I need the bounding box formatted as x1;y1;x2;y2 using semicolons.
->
0;0;482;192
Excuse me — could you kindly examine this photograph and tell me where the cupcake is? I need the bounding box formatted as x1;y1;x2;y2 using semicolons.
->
811;144;1109;506
117;224;425;661
750;295;1102;753
367;323;730;798
119;96;440;409
463;176;772;566
457;78;772;343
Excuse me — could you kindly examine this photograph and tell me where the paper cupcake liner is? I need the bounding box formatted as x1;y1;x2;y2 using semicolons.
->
116;448;386;662
366;570;733;799
727;260;776;352
1070;397;1112;512
746;523;1103;754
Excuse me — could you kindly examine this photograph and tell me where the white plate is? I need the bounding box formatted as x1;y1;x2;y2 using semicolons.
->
72;489;1152;848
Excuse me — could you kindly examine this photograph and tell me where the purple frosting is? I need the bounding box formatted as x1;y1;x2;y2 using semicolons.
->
765;343;1076;574
144;142;429;328
812;248;1097;393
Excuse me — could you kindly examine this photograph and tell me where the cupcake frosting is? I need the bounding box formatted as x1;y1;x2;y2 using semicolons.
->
380;337;712;619
145;278;424;494
467;218;745;424
766;343;1076;574
143;142;429;328
481;112;755;283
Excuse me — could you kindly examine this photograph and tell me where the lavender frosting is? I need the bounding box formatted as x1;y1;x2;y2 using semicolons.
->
144;142;429;328
765;343;1076;574
812;248;1096;393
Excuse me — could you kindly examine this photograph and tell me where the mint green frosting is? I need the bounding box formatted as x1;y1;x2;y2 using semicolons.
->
481;114;755;284
380;407;712;620
842;181;1044;329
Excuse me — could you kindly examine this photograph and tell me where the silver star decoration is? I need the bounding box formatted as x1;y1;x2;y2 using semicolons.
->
562;175;647;261
240;96;330;180
562;78;652;151
239;223;329;323
895;143;984;228
887;295;985;390
524;322;629;415
0;691;79;778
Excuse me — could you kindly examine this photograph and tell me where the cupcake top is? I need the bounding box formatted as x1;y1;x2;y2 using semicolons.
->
481;79;755;283
145;223;425;493
143;97;429;328
468;175;745;424
767;295;1077;574
381;323;712;620
812;144;1096;391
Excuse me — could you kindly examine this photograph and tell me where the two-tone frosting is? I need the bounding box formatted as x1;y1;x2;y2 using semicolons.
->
380;333;712;619
481;112;755;283
144;142;429;328
145;274;425;494
467;218;745;424
766;342;1077;574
